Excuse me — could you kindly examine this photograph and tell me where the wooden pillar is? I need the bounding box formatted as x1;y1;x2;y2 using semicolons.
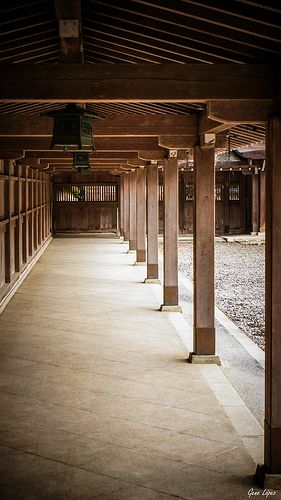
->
145;162;160;282
123;173;130;241
223;173;230;234
4;160;13;283
23;166;29;263
128;171;137;251
118;177;123;237
29;169;34;257
179;173;185;233
38;172;42;246
34;170;38;251
251;173;259;234
189;146;219;363
135;168;146;264
15;164;23;272
256;117;281;488
160;154;181;311
42;173;46;241
259;171;265;233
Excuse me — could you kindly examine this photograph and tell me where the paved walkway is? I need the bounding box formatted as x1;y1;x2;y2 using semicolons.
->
0;238;276;499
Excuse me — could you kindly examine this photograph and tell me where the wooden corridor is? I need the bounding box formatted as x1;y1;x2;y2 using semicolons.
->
0;237;266;499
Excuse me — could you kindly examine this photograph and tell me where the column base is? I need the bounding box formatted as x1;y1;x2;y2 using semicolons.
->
134;261;146;266
127;249;135;254
188;353;221;365
144;278;161;284
160;304;182;312
255;464;281;490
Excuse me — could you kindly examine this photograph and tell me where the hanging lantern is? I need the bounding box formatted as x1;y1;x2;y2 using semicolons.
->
73;151;90;172
42;103;101;153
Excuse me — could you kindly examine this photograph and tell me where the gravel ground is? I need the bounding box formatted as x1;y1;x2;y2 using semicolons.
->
177;241;265;350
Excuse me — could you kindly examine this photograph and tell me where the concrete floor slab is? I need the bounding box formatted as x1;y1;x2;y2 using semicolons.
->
0;237;278;499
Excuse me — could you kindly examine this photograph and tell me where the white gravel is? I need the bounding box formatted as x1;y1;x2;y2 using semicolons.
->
177;241;265;350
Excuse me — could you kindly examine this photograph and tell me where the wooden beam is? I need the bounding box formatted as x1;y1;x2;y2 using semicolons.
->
25;151;139;160
0;151;25;160
208;100;278;124
199;113;232;135
0;137;163;151
0;64;276;102
138;151;165;161
0;114;198;137
54;0;83;63
159;134;227;149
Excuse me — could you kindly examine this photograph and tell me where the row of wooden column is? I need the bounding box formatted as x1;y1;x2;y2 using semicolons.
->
119;147;217;360
119;119;281;485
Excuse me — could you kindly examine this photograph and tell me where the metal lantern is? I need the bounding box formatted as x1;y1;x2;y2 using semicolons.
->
42;103;101;153
73;151;90;172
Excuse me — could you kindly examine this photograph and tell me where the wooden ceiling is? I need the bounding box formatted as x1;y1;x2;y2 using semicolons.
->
0;0;280;173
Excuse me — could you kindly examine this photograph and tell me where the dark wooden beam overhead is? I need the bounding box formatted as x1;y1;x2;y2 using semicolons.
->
25;151;139;160
0;64;276;101
207;100;278;123
0;137;164;151
54;0;84;63
0;150;25;159
0;114;198;137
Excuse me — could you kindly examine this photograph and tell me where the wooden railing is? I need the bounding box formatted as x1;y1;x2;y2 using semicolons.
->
0;160;52;296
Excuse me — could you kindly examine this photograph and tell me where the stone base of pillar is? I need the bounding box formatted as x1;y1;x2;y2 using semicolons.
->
144;278;161;284
255;464;281;490
119;236;124;243
160;304;182;312
188;353;221;365
250;231;259;236
134;261;146;266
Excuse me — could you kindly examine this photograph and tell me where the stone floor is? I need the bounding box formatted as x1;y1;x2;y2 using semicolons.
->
0;237;277;499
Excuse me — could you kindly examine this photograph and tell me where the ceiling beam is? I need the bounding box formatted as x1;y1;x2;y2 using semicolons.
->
207;99;278;123
54;0;84;63
24;151;139;159
0;114;198;137
0;137;163;151
0;64;276;101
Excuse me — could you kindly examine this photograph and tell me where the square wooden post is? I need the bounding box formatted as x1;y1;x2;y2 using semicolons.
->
4;160;13;283
123;173;130;242
259;171;265;233
251;173;259;235
145;162;160;283
119;176;124;237
128;170;137;251
15;164;23;272
189;145;220;364
255;116;281;488
135;168;146;264
160;153;181;312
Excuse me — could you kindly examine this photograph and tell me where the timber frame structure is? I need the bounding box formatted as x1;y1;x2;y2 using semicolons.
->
1;0;281;489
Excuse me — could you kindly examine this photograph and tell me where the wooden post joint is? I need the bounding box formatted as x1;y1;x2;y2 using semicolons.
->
200;133;216;149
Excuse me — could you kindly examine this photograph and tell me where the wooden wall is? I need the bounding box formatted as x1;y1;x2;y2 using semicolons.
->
0;160;52;305
53;173;118;234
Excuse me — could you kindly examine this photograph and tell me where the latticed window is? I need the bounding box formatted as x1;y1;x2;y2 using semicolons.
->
159;185;164;202
55;184;117;202
215;184;222;201
185;184;194;201
229;184;240;201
